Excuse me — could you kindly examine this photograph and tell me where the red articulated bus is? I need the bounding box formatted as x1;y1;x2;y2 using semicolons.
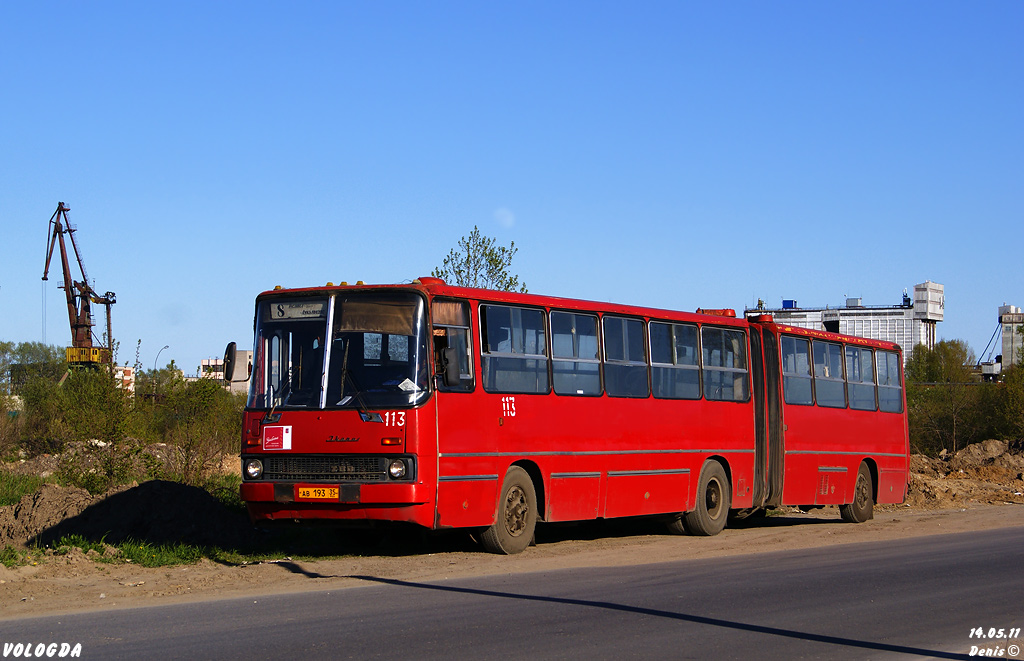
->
225;277;909;554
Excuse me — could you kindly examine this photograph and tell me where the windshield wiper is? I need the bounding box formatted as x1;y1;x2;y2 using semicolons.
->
263;376;290;424
337;341;382;423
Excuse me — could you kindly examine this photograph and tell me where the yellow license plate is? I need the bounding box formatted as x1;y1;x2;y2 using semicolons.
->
297;486;339;500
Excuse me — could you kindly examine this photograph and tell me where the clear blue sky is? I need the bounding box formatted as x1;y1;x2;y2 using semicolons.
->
2;2;1021;374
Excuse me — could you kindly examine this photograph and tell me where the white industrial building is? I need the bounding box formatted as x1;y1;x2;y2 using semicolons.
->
1000;305;1023;368
748;281;944;365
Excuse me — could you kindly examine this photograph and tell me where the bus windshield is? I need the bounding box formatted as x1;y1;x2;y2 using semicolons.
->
249;291;429;410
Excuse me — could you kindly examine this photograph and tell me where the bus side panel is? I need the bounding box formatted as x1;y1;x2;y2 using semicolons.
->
780;401;908;506
435;473;500;528
878;467;908;503
468;392;755;520
813;467;850;505
693;400;758;509
604;472;691;519
781;403;843;505
547;474;601;522
434;388;502;529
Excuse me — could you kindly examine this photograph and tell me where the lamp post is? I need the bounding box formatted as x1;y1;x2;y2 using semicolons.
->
154;345;169;398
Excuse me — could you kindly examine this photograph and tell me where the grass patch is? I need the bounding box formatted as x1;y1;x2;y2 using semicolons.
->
52;534;108;556
52;534;209;567
0;472;46;506
116;539;207;567
1;545;26;568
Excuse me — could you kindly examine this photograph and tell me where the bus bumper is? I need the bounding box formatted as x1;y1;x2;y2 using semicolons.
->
240;481;434;527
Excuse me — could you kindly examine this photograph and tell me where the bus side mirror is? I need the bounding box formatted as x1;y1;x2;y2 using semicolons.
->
442;347;460;387
224;342;237;382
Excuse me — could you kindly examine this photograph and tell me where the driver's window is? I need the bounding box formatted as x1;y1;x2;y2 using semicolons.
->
432;299;474;392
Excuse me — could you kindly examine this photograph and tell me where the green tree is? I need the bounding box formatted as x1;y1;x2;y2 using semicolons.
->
0;341;66;397
905;339;980;454
1018;324;1024;365
135;360;182;402
1000;365;1024;440
432;226;527;292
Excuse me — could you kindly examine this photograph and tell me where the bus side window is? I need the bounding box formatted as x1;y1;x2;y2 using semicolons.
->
650;321;700;399
701;326;749;402
812;340;846;408
781;336;813;405
480;304;549;394
551;311;601;396
877;350;903;413
845;345;876;411
431;299;474;392
603;315;649;398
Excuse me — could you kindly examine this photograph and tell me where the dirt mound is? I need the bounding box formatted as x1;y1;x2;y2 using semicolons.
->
2;452;60;478
0;481;255;550
0;483;96;548
28;480;256;550
948;439;1011;471
906;439;1024;508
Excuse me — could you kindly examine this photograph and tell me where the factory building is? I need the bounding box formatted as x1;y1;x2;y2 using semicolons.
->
1000;305;1023;368
748;281;944;365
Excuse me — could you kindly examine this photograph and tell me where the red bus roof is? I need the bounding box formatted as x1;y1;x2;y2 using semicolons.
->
257;277;750;328
760;321;903;353
256;277;901;351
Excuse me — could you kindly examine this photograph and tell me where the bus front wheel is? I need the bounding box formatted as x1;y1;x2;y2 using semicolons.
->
480;466;537;554
684;461;730;536
840;462;874;523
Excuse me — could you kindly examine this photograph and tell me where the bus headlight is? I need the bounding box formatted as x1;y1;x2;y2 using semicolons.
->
388;459;407;479
245;458;264;479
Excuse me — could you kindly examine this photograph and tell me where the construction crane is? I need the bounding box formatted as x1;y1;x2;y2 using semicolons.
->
41;202;116;366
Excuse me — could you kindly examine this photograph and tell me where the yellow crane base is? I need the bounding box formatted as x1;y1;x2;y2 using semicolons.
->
66;347;112;365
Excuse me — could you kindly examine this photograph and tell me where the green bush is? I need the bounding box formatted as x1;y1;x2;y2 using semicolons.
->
0;409;21;462
1000;366;1024;440
0;472;45;506
161;379;243;486
4;342;244;492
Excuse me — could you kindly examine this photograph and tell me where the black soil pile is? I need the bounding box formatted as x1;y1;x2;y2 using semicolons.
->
1;481;256;550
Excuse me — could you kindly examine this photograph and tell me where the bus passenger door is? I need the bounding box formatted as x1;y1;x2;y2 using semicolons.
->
761;327;785;507
749;327;768;507
432;299;499;529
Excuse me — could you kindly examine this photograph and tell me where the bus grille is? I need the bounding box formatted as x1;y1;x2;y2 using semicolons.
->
260;456;387;482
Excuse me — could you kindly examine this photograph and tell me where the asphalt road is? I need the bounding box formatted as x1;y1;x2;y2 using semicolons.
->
1;526;1021;660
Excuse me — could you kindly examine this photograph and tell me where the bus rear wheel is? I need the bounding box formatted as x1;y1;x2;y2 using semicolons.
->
840;462;874;523
683;461;730;536
480;466;537;554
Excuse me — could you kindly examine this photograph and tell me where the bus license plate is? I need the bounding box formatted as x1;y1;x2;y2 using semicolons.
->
297;486;339;500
